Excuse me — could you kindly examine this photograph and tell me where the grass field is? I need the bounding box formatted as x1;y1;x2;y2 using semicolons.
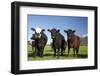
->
28;45;88;61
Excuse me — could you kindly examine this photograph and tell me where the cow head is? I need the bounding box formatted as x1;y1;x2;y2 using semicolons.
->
31;34;35;40
48;28;60;39
64;29;75;39
31;27;45;39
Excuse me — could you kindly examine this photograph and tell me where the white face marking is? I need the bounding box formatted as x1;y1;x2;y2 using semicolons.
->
35;27;42;33
33;27;42;38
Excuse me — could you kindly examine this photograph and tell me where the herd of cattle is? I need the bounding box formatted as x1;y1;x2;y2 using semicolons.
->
30;27;80;58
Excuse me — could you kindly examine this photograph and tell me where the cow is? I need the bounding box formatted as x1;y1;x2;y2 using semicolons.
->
48;28;66;58
64;29;80;56
31;27;47;57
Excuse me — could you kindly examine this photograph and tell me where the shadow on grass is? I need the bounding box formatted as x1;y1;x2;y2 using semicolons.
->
28;53;87;58
43;53;53;56
28;49;87;58
28;53;33;57
28;53;54;57
77;54;88;58
28;53;68;57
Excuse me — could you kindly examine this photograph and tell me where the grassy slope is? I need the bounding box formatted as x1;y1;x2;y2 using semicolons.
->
28;45;88;61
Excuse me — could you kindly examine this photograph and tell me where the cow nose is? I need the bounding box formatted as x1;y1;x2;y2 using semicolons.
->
37;33;39;36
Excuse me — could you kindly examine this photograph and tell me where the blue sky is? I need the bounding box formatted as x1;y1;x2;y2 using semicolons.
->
28;15;88;44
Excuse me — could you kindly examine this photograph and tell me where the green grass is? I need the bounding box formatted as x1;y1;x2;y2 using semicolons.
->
28;45;88;61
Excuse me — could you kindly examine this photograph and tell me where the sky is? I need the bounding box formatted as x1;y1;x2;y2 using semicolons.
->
28;15;88;44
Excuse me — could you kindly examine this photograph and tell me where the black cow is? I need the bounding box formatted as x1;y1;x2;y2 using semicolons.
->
64;29;80;56
48;28;66;58
31;27;47;57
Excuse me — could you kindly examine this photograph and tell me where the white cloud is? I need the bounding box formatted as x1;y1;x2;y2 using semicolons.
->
82;34;88;38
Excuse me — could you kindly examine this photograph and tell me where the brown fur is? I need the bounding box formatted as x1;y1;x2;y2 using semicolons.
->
64;29;80;56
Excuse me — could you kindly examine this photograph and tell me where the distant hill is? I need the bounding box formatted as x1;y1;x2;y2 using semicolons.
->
80;35;88;46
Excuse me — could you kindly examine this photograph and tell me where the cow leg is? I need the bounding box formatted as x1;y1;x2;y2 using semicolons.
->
61;48;64;56
32;47;35;56
37;48;41;57
54;48;56;56
40;48;44;57
36;52;38;57
76;48;79;56
34;48;37;57
57;48;60;58
32;47;34;52
73;48;75;57
67;48;70;56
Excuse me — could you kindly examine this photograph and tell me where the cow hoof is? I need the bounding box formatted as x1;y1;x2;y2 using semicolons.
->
66;54;69;57
40;55;43;58
54;54;56;56
61;54;63;56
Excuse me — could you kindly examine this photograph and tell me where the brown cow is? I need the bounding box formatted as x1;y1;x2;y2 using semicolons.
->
64;29;80;56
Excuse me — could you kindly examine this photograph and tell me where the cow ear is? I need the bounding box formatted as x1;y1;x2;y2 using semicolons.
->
64;30;67;33
57;29;60;32
48;29;51;32
42;29;45;32
73;30;75;33
31;28;35;31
